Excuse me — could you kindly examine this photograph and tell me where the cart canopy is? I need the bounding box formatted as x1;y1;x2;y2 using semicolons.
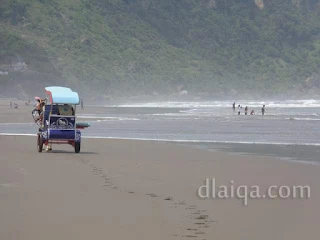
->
45;86;80;105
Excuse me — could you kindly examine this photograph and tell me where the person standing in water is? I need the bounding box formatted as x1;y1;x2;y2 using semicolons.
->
238;105;241;115
80;99;84;110
261;105;265;115
232;102;236;112
245;106;248;115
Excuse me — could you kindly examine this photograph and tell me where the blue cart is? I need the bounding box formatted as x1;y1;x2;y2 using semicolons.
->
35;86;89;153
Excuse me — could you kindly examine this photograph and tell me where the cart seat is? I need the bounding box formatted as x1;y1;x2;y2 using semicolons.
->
43;105;59;123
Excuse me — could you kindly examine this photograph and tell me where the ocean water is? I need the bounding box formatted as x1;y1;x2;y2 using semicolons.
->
1;99;320;163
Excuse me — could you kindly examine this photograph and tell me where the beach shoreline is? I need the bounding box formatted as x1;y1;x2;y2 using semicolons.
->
1;100;320;164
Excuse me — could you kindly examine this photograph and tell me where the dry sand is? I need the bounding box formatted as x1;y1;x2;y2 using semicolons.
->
0;100;320;240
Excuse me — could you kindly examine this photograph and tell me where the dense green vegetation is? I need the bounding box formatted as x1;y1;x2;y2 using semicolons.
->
1;0;320;98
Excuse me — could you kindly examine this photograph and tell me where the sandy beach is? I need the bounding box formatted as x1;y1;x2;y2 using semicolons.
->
0;101;320;240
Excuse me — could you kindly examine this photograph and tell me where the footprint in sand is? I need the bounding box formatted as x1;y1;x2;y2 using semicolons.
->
182;235;197;238
187;228;198;231
77;158;216;239
195;215;208;220
186;205;196;210
146;193;158;198
80;160;118;190
164;197;173;201
194;222;206;225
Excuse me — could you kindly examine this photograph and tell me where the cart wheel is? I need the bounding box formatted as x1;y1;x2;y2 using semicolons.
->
37;135;43;152
75;142;81;153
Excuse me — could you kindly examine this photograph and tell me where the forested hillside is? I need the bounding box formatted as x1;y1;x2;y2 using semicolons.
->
1;0;320;99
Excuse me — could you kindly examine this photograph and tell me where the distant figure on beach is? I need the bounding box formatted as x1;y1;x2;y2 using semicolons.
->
261;105;265;115
25;99;31;106
13;102;19;109
238;105;241;115
251;110;255;115
245;106;248;115
80;99;84;110
10;101;12;108
232;102;235;112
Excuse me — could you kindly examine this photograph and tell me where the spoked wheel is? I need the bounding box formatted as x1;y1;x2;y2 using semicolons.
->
37;134;43;152
75;142;81;153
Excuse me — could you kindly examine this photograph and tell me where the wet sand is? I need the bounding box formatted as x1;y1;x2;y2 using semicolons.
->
0;100;320;239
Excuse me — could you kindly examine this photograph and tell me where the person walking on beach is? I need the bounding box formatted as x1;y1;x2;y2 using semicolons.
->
80;99;84;110
261;105;265;115
251;110;255;115
13;102;19;109
238;105;241;115
245;106;248;115
232;102;236;112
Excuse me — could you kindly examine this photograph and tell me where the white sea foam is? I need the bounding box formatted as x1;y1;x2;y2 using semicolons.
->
0;123;34;125
1;133;319;146
286;118;320;121
77;115;140;121
0;133;36;136
82;136;320;146
111;99;320;109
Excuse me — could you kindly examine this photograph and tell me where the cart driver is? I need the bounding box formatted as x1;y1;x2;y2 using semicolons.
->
34;99;45;122
58;104;75;116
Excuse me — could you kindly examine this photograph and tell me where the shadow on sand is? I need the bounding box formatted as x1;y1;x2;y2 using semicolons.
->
43;150;98;155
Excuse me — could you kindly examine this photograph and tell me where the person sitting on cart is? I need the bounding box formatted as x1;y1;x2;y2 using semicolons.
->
57;104;75;116
35;99;43;113
33;99;45;123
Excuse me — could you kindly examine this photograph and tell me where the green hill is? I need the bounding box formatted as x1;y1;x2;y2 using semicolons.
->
1;0;320;99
